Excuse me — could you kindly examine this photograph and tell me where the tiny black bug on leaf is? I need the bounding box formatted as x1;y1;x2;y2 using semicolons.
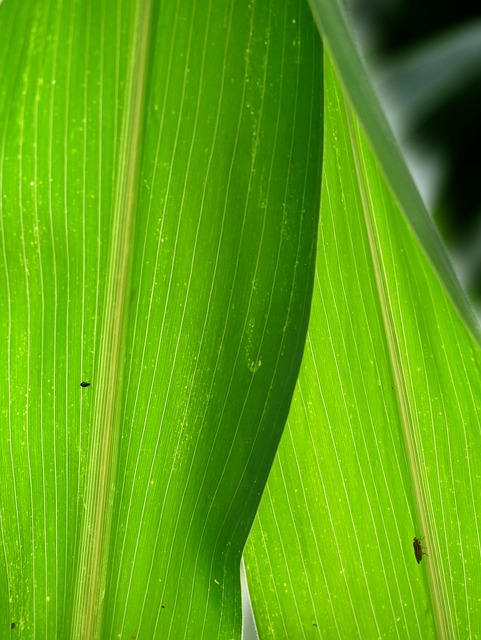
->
11;622;15;629
80;381;91;388
413;536;427;563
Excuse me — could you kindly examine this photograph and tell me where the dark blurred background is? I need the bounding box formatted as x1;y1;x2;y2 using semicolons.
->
348;0;481;313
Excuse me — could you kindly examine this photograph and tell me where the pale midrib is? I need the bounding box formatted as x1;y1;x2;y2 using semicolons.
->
70;1;153;638
345;107;452;639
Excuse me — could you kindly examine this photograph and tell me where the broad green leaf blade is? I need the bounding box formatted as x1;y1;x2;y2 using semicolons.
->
245;49;481;638
0;0;323;637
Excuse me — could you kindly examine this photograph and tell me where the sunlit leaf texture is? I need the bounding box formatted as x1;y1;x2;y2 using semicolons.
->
245;47;481;640
0;0;322;637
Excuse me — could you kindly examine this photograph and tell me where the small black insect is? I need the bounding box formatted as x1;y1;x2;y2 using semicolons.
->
11;622;15;629
80;381;91;388
413;536;428;563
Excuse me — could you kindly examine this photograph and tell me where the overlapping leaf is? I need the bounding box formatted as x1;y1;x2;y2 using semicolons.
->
245;43;481;640
0;0;323;637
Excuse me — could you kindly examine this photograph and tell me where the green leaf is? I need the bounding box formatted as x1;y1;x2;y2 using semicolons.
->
0;0;323;637
245;24;481;640
306;0;480;344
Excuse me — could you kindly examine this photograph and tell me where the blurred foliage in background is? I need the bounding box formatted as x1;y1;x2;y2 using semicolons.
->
348;0;481;308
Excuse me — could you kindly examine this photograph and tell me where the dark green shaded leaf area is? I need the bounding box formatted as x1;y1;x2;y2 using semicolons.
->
0;0;322;637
